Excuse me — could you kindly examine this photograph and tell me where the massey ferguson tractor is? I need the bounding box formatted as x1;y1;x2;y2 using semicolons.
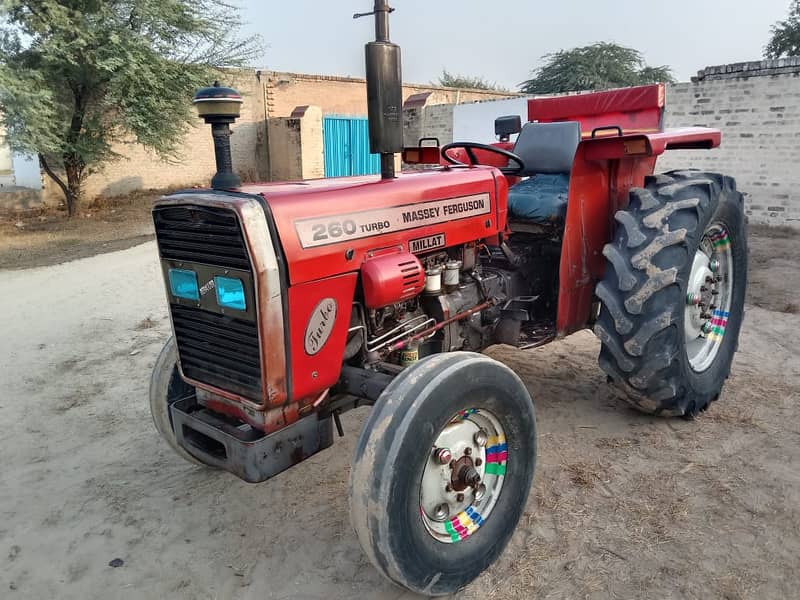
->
148;2;747;595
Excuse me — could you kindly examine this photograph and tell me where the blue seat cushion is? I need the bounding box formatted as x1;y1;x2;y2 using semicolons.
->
507;174;570;224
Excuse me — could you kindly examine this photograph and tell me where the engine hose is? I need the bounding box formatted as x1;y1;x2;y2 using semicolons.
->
343;329;364;360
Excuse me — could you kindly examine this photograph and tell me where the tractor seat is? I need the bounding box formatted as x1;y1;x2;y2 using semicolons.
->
507;121;581;224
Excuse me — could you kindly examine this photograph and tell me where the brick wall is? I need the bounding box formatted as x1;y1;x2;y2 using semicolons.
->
403;103;455;148
267;106;325;181
658;58;800;226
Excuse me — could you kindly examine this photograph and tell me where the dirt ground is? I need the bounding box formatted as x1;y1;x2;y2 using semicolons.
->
0;191;159;270
1;209;799;599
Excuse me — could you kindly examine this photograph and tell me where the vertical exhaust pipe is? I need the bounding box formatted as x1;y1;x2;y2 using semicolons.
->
356;1;403;179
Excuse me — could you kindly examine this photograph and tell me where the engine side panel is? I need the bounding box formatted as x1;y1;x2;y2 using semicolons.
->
287;273;357;402
251;168;504;285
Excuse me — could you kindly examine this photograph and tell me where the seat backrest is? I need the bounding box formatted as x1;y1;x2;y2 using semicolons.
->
512;121;581;176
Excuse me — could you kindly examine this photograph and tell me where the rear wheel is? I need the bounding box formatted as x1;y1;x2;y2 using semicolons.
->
149;337;216;467
595;171;747;416
349;352;537;596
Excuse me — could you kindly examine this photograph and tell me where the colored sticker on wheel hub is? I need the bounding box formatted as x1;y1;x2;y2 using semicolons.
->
710;229;731;250
444;506;485;542
484;435;507;477
708;309;729;342
420;409;507;544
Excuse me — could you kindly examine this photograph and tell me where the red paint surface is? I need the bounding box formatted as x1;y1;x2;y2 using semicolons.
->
241;168;504;285
361;251;425;309
556;144;658;335
529;84;665;137
288;274;357;402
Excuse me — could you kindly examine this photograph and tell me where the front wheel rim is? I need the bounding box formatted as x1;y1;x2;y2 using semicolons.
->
419;408;507;543
684;222;734;372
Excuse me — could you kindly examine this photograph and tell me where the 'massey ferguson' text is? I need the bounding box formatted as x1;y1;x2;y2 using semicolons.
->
294;193;491;248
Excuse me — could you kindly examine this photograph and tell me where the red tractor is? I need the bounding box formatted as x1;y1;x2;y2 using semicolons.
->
148;2;747;595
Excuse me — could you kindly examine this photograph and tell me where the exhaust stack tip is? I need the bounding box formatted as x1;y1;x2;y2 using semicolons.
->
193;82;243;190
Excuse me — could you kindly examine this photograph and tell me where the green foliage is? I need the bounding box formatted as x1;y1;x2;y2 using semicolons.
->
519;42;675;94
0;0;261;214
437;69;507;92
765;1;800;58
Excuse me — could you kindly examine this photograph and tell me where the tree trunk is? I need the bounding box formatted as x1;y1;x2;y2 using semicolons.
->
64;156;83;217
39;154;78;216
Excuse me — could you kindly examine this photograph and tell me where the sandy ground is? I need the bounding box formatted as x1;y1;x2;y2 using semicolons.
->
1;232;799;600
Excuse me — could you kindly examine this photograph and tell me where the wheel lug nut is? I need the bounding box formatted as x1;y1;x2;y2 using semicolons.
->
709;259;720;272
473;429;488;447
456;493;465;502
432;503;449;522
445;484;452;492
702;322;713;334
686;292;701;306
474;484;486;501
475;458;483;467
434;447;452;465
464;447;472;456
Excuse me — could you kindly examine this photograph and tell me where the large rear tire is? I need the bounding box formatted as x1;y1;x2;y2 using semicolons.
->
349;352;537;596
595;170;747;416
149;337;216;467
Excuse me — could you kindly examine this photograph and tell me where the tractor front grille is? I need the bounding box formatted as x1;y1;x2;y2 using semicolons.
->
170;305;262;400
153;205;251;270
153;203;263;402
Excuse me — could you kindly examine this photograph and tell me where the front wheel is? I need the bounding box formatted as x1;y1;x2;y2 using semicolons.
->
595;170;747;416
149;337;216;467
349;352;537;596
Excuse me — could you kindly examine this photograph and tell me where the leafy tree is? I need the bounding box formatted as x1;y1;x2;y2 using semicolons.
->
0;0;261;215
765;1;800;58
437;69;507;92
519;42;675;94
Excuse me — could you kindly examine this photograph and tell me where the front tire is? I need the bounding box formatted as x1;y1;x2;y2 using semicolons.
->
349;352;537;596
149;337;216;467
595;170;747;416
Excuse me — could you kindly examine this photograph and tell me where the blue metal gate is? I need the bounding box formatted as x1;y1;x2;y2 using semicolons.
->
323;116;381;177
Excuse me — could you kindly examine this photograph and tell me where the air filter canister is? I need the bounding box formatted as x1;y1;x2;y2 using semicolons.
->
425;266;442;294
443;260;462;289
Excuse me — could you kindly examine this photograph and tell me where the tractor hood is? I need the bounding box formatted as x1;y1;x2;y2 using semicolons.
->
240;168;507;285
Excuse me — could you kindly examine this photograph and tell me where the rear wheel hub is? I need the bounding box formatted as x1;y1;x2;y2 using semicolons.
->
684;222;734;372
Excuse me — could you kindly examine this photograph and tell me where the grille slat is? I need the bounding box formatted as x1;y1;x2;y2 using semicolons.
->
172;310;260;340
172;325;260;355
154;205;250;269
154;204;263;402
171;305;262;400
177;340;261;376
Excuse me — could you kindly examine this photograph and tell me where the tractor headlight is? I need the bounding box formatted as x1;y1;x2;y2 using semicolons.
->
215;276;246;311
168;268;200;300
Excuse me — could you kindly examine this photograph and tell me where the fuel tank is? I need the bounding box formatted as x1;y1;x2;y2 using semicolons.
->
239;167;508;285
